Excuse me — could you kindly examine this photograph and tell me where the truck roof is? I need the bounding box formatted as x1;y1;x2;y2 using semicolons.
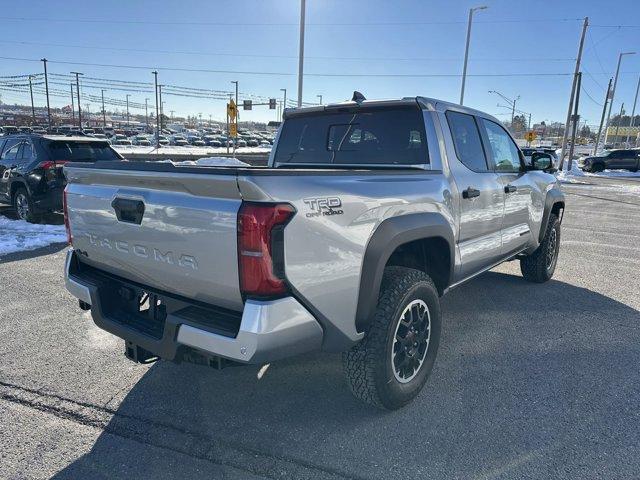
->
283;96;501;124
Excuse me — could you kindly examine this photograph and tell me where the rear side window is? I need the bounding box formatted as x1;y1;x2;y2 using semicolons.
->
47;141;120;162
446;111;488;172
274;106;428;165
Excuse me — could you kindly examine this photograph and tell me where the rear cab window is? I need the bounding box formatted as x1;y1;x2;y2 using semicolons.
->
445;111;488;172
274;105;429;166
46;140;121;162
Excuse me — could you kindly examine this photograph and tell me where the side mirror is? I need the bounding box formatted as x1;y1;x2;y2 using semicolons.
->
530;152;554;171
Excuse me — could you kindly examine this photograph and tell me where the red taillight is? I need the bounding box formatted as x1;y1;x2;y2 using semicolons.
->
63;187;72;245
38;161;67;181
238;202;295;297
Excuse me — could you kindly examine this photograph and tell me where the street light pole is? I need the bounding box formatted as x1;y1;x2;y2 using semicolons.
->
230;81;238;121
317;94;322;105
158;84;164;131
41;58;51;129
71;72;84;130
144;98;149;129
70;83;75;123
71;72;83;129
613;102;624;145
488;90;520;130
460;5;487;105
297;0;306;107
152;71;159;148
603;51;636;145
28;75;35;123
280;88;287;119
101;89;106;127
594;77;613;155
625;75;640;146
126;94;130;126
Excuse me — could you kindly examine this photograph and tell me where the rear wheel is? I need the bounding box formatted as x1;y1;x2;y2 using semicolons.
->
342;266;441;410
12;187;40;223
520;213;560;283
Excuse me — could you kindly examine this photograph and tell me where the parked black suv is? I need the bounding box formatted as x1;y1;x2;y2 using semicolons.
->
579;149;640;173
0;134;123;222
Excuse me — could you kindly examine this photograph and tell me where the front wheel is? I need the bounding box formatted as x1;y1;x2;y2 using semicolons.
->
342;267;441;410
520;213;560;283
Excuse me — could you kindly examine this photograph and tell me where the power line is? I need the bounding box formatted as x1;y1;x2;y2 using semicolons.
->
0;56;589;78
0;16;583;26
0;39;576;63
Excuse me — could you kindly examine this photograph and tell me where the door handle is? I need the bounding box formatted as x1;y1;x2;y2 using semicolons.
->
504;185;517;193
462;187;480;199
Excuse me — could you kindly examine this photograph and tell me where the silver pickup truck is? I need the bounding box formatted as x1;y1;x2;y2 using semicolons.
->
63;96;564;410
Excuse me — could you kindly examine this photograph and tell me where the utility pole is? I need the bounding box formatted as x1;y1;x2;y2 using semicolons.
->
280;88;287;119
613;102;624;145
101;89;107;127
603;51;636;146
70;84;75;123
144;98;149;129
152;71;159;148
126;94;130;126
460;5;488;105
297;0;306;107
594;78;613;155
317;94;322;105
625;76;640;146
41;58;51;129
71;72;83;129
567;72;582;172
28;75;35;123
559;17;588;170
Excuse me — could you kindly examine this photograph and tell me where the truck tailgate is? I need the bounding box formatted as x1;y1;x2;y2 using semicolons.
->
64;165;244;311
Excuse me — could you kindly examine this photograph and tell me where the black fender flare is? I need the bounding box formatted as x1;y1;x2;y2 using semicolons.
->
539;189;565;243
355;212;455;332
9;178;31;201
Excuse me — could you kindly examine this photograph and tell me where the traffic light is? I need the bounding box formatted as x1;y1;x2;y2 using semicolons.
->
243;100;252;110
269;98;276;109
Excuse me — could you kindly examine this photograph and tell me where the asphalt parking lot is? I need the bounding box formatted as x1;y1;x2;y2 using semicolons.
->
1;176;639;480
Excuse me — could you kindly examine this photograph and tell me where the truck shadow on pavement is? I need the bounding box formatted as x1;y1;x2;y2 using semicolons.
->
51;270;640;479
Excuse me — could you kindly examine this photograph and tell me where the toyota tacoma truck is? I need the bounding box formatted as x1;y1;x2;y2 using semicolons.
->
63;95;564;410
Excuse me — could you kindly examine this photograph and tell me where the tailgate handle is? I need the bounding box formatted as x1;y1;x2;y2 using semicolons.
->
112;198;145;225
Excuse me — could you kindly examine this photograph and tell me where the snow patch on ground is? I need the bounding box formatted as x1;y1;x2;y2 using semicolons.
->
556;163;640;182
114;145;271;156
171;157;250;167
0;216;66;256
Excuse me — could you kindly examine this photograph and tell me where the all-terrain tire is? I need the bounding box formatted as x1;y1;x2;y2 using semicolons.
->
520;213;561;283
342;266;441;410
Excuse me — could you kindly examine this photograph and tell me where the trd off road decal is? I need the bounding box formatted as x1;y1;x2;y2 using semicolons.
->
302;197;344;218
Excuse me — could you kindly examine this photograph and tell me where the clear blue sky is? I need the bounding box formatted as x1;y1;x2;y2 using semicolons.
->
1;0;639;125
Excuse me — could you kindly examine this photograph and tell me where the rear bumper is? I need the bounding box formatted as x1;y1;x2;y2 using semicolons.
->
64;250;323;364
31;185;63;213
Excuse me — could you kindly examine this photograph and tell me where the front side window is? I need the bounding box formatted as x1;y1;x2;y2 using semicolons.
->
481;119;522;172
446;111;488;172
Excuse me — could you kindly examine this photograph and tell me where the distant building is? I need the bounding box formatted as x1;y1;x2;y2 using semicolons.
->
605;126;640;146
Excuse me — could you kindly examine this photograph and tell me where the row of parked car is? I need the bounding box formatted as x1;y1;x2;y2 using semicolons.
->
0;125;276;149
